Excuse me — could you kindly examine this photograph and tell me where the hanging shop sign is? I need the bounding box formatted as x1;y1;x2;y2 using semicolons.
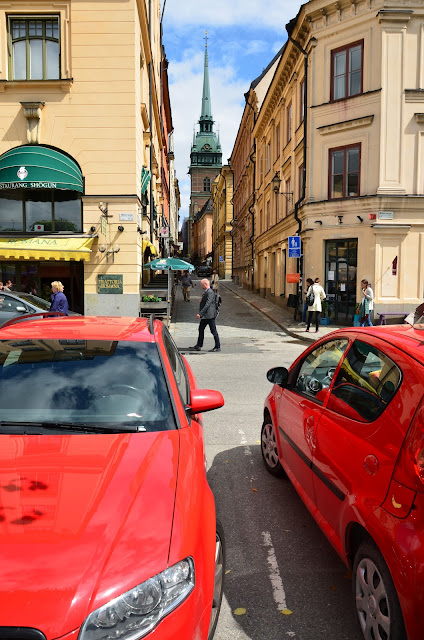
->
97;274;123;294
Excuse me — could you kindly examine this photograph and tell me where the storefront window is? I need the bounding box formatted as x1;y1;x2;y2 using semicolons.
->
0;189;82;233
54;192;81;232
26;190;53;231
0;193;24;231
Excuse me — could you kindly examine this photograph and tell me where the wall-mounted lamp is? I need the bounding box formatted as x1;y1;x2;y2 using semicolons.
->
314;220;322;225
357;216;363;223
98;202;108;215
338;215;343;224
137;226;147;235
106;245;120;263
117;225;124;232
99;244;106;253
90;226;96;232
271;171;293;202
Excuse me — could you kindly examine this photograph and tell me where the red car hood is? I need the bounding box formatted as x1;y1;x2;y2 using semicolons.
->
0;431;180;639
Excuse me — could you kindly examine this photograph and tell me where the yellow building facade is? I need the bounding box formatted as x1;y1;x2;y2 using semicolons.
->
0;0;164;315
211;165;233;279
253;0;424;323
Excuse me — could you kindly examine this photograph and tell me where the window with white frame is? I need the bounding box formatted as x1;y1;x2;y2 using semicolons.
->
8;16;60;80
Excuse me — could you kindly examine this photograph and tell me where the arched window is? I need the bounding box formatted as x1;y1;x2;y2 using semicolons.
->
203;177;211;192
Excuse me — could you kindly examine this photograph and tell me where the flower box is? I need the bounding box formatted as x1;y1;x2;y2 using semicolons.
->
140;301;167;309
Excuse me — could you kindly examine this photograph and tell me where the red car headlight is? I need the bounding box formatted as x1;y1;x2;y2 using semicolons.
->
79;558;195;640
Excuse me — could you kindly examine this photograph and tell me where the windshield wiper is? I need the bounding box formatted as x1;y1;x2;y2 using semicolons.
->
0;421;141;433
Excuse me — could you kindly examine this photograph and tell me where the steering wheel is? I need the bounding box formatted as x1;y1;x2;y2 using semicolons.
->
305;376;322;394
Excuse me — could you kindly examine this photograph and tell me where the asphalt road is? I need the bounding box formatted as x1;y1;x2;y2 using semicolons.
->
170;279;363;640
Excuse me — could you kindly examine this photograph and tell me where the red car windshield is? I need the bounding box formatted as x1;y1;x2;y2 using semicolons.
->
0;340;176;433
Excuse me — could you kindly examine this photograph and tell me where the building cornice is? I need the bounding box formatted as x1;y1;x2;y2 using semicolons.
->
318;115;374;135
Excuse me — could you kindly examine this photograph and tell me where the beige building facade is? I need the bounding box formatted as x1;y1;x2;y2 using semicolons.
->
230;48;283;291
0;0;166;316
211;165;233;279
252;0;424;324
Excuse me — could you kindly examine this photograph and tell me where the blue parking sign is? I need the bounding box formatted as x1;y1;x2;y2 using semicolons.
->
288;236;301;258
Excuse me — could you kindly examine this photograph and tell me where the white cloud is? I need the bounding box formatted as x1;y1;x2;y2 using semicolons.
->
169;50;247;219
164;0;302;29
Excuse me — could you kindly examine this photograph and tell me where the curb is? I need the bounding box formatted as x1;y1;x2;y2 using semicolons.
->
220;282;315;343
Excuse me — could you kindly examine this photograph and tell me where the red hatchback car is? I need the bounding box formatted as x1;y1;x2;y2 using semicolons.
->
0;315;225;640
262;324;424;640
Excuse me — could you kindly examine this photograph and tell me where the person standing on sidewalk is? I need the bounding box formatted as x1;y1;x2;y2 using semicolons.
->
360;279;374;326
181;270;194;302
302;278;314;323
211;270;219;292
192;278;220;352
50;281;69;315
306;277;326;333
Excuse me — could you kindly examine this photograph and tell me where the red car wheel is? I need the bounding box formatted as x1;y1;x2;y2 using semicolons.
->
208;519;225;639
261;417;285;478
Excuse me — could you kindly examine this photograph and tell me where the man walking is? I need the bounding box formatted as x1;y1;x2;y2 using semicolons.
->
181;270;194;301
192;278;220;352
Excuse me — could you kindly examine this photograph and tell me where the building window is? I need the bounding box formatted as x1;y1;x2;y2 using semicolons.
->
266;143;271;173
285;178;291;216
331;40;363;102
329;144;360;199
275;124;280;160
300;80;305;123
266;199;270;228
8;16;60;80
287;103;292;142
298;164;304;199
203;177;211;192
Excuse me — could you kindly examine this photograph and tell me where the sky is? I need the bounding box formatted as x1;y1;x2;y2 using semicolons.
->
162;0;304;225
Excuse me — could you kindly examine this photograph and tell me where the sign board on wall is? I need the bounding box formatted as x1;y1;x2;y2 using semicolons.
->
378;211;394;220
286;273;300;283
219;256;224;262
159;227;169;237
97;274;123;294
119;213;134;222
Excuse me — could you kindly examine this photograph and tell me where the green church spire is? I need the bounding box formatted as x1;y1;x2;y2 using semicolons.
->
189;33;222;168
200;32;212;124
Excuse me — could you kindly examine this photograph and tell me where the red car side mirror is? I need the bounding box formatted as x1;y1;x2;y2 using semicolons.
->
188;389;224;415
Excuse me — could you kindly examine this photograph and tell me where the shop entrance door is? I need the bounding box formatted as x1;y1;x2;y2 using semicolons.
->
325;239;357;324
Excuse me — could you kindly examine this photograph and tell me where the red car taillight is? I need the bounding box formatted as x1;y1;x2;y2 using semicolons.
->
393;396;424;493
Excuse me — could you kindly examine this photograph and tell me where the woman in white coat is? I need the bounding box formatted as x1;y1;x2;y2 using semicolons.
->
306;277;326;332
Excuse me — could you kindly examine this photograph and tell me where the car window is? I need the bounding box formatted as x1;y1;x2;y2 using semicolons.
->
0;294;26;313
291;338;349;400
328;339;401;422
0;340;176;432
162;328;189;405
16;293;51;310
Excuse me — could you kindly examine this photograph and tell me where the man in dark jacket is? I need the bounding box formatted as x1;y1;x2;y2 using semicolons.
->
192;278;220;352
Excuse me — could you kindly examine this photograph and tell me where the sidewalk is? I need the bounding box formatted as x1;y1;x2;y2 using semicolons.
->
220;280;344;343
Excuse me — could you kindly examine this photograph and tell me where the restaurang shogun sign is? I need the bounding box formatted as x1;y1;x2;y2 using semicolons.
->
97;274;123;294
0;182;58;189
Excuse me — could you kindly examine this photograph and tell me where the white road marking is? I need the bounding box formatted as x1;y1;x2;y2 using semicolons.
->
262;530;288;611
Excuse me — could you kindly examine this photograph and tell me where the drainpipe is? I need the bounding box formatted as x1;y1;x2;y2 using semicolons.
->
149;0;153;246
245;92;256;291
286;20;308;318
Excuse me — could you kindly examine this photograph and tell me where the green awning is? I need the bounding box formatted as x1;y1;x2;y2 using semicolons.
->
141;166;151;194
0;145;83;192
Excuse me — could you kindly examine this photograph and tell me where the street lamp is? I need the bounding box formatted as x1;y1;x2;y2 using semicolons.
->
271;171;293;203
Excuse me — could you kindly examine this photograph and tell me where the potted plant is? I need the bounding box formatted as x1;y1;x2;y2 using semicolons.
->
140;294;166;309
354;302;361;326
320;300;331;325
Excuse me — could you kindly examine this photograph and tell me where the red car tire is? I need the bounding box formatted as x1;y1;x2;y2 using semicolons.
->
261;415;285;478
208;519;225;639
353;541;406;640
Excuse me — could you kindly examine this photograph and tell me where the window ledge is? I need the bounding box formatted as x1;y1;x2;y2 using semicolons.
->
319;115;373;135
0;78;73;93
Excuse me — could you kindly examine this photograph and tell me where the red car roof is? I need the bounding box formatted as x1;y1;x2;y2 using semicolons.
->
335;324;424;362
0;316;159;342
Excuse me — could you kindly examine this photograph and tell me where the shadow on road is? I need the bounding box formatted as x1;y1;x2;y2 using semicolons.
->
207;445;362;640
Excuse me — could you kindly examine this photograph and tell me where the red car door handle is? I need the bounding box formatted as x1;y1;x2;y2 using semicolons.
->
306;416;314;427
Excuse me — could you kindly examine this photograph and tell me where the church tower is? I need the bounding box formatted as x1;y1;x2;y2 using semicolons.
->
188;35;222;257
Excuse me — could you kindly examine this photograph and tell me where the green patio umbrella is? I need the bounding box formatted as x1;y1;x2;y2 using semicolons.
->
143;257;195;271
